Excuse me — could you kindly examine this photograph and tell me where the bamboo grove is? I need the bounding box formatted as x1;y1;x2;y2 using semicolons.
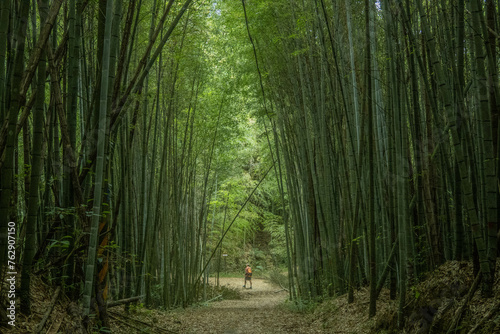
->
233;0;500;324
0;0;499;331
0;0;266;329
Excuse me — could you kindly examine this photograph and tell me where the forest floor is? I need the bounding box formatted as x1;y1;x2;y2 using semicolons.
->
4;261;500;333
111;277;331;333
81;263;500;333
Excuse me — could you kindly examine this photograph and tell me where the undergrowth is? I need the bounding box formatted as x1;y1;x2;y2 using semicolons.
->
202;283;243;301
267;269;289;290
280;298;319;313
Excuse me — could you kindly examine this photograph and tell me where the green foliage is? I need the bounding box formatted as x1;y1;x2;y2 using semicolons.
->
268;268;289;289
47;235;72;250
281;298;318;313
92;326;112;334
410;285;421;301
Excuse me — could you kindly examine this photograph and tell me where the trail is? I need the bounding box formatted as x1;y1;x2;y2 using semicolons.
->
110;277;333;333
172;277;323;334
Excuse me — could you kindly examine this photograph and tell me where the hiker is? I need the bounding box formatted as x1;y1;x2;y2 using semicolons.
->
243;264;252;289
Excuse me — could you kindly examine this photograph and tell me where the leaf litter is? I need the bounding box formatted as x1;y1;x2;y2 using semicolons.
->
4;261;500;333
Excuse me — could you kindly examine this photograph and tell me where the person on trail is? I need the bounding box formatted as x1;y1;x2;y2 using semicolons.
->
243;264;252;289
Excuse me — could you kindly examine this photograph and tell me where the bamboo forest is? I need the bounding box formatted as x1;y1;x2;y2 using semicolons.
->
0;0;499;333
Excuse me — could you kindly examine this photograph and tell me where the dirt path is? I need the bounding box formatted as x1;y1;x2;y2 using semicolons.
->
111;277;331;333
171;277;321;334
